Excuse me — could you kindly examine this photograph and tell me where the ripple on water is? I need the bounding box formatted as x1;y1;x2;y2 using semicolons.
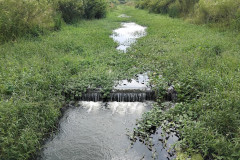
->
39;102;177;160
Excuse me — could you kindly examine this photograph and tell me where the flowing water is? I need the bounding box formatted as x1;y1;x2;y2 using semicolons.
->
76;72;155;102
39;102;177;160
110;22;146;52
39;21;177;160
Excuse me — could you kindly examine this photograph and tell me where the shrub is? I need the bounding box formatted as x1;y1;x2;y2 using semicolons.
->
178;0;199;15
189;0;240;27
136;0;240;30
135;0;151;9
58;0;84;23
83;0;108;19
168;0;181;17
149;0;174;14
231;8;240;31
51;0;108;23
0;0;108;42
0;0;59;43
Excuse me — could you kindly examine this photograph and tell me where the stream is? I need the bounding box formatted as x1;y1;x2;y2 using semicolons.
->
39;19;177;160
39;102;177;160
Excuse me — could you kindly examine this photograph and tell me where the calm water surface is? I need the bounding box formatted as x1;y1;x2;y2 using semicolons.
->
111;22;146;52
40;102;176;160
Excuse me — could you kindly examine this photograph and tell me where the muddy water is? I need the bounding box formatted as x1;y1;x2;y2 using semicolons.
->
111;22;146;52
40;102;176;160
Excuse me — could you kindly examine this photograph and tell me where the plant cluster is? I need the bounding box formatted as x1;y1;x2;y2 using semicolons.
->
135;0;240;30
58;0;107;23
1;5;240;160
0;0;108;43
122;6;240;159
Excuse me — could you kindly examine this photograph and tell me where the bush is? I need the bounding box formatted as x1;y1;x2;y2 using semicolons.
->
46;0;108;23
136;0;198;16
58;0;84;23
168;0;181;17
178;0;199;15
194;0;240;24
0;0;59;43
149;0;174;14
83;0;108;19
231;8;240;31
136;0;240;30
0;0;108;42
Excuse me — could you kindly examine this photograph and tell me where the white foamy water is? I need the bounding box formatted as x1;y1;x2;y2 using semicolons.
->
78;101;152;115
111;22;147;52
79;101;103;113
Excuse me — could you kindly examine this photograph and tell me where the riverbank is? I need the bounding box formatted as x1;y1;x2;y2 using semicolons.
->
1;5;240;160
121;6;240;160
0;8;139;159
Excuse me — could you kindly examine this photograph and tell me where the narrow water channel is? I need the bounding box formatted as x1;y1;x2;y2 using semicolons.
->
39;102;176;160
39;20;177;160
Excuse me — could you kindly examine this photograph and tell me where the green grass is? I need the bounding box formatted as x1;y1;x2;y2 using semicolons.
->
0;9;141;159
0;5;240;160
120;6;240;160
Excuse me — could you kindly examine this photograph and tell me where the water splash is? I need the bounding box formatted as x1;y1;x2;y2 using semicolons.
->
76;73;155;102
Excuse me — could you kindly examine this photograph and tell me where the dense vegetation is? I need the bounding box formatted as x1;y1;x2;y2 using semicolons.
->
135;0;240;30
0;8;138;159
122;6;240;160
0;0;107;43
0;2;240;160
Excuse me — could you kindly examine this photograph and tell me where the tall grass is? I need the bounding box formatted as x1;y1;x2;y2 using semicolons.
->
83;0;108;19
135;0;240;30
120;6;240;159
0;0;108;43
0;7;140;159
58;0;107;23
0;0;59;43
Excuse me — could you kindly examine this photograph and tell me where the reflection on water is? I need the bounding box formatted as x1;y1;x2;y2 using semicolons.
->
40;102;176;160
76;72;155;102
111;22;146;52
118;14;131;18
114;72;151;91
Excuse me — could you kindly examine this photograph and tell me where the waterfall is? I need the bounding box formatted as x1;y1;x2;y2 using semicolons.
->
76;91;155;102
74;72;155;102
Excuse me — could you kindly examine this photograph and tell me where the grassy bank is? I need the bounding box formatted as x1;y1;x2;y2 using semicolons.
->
0;0;108;43
135;0;240;31
0;9;141;159
119;6;240;160
0;5;240;160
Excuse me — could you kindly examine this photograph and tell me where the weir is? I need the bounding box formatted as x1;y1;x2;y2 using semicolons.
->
75;72;156;102
76;90;155;102
40;20;177;160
